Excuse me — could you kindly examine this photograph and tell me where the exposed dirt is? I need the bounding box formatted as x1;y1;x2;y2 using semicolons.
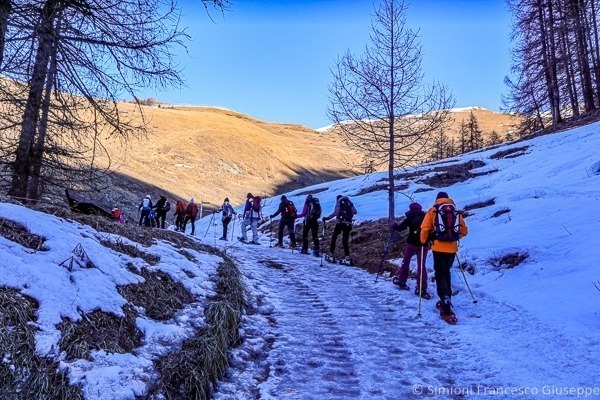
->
489;251;529;270
490;146;529;160
418;160;496;188
492;209;511;218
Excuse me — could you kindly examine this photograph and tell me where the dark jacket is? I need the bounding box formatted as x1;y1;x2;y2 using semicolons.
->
270;196;295;221
394;208;426;247
155;197;167;211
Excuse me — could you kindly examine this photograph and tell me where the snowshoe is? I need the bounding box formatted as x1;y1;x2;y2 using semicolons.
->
238;237;248;243
299;249;310;255
436;300;458;324
339;257;353;266
324;254;337;264
312;249;321;257
250;241;261;245
392;277;410;290
414;288;431;300
219;237;227;241
273;243;284;248
290;245;298;251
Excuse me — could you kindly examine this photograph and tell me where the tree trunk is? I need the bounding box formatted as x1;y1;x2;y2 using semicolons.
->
547;0;563;123
536;1;559;125
8;0;59;200
28;16;60;201
0;0;11;70
572;0;595;112
387;0;395;225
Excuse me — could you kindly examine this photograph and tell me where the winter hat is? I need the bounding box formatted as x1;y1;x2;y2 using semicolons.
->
305;194;313;202
409;202;422;211
224;197;229;203
190;198;195;204
281;195;288;201
146;195;151;199
247;193;253;199
336;195;343;201
160;195;166;199
436;191;449;200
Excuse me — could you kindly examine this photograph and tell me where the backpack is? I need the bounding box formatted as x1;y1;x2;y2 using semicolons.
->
282;200;297;219
223;204;232;218
162;202;171;212
433;203;461;242
339;197;354;221
307;198;322;220
252;197;262;212
141;198;151;210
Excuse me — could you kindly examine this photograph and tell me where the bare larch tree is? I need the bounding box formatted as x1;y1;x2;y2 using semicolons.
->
328;0;453;223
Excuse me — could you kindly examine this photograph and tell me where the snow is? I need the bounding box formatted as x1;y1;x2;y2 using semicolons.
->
0;204;222;399
201;121;600;398
2;118;599;398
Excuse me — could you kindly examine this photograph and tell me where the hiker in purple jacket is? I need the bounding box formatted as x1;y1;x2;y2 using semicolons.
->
391;202;431;299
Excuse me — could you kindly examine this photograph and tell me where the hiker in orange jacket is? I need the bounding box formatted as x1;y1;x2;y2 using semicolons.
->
420;191;468;319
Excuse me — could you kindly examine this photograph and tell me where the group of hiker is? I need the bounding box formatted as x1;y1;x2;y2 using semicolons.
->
129;195;199;234
231;190;468;323
231;192;357;264
130;189;468;322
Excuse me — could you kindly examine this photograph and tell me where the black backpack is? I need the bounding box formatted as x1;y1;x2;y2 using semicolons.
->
307;198;322;220
339;198;354;221
434;203;461;242
282;200;297;219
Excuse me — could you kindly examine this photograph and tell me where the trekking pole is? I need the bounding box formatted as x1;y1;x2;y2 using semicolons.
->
320;222;326;266
269;218;273;248
203;211;215;238
375;230;395;283
417;246;425;317
456;253;477;304
231;215;236;241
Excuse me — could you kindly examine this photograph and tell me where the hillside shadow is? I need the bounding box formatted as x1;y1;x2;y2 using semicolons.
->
270;166;357;197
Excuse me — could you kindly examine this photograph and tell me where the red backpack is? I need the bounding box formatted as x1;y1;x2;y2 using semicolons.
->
282;200;297;219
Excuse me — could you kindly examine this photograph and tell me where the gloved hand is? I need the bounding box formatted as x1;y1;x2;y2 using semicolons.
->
322;217;328;223
390;222;398;230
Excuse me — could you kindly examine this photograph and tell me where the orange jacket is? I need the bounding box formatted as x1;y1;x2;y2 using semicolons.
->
420;197;468;253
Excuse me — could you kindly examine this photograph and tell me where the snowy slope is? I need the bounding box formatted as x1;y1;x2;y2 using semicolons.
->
0;204;223;399
198;121;600;398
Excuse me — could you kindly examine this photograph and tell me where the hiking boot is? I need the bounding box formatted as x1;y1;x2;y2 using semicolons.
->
299;249;310;254
219;237;227;241
250;241;261;245
438;298;453;315
392;277;410;290
414;287;431;300
238;237;247;242
312;249;321;257
290;245;298;250
273;243;284;248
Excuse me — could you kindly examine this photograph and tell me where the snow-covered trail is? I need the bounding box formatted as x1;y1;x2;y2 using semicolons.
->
214;239;599;399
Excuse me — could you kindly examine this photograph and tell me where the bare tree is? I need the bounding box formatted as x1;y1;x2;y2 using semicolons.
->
328;0;453;223
1;0;227;201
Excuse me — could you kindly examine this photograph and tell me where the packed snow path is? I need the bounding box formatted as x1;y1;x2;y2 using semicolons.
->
213;240;599;400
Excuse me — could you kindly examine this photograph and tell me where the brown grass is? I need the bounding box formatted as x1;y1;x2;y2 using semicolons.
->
418;160;497;188
150;257;244;400
0;218;46;251
490;146;529;160
58;304;143;361
0;288;83;399
489;251;529;270
118;267;195;321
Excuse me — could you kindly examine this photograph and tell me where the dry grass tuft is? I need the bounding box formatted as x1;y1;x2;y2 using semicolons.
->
492;208;511;218
0;288;83;399
58;304;142;361
489;251;529;270
99;237;161;265
118;267;194;321
150;257;244;400
355;183;409;196
0;218;46;251
294;187;329;197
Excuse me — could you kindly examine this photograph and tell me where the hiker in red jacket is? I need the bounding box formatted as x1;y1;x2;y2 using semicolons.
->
183;199;199;235
174;200;187;232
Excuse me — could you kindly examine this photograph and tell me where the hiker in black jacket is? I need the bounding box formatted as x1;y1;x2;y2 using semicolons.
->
154;195;169;229
270;195;297;249
323;195;357;263
391;202;431;299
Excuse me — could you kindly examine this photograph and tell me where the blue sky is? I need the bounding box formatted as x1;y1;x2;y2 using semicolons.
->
147;0;513;129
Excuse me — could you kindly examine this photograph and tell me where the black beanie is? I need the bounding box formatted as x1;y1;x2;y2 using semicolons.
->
247;193;253;199
436;191;449;200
